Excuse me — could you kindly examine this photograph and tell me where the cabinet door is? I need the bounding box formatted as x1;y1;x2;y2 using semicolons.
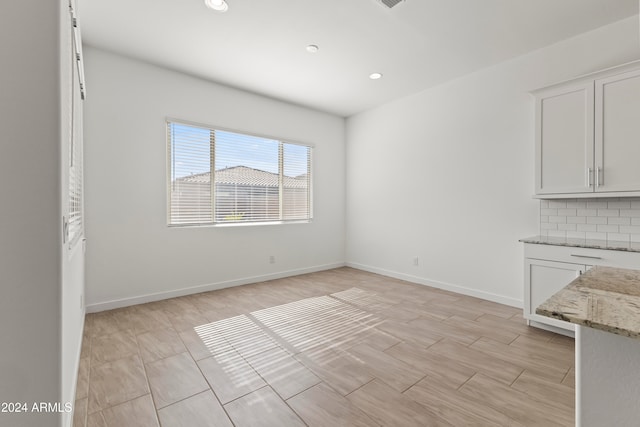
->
535;82;594;194
524;258;585;331
595;68;640;192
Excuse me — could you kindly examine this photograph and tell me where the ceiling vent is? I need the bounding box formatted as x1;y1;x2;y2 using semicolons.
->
377;0;404;9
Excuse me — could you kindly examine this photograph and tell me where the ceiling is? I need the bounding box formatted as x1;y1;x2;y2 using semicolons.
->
79;0;638;117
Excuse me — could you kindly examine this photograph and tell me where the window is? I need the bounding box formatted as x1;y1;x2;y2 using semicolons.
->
167;121;312;225
67;5;85;248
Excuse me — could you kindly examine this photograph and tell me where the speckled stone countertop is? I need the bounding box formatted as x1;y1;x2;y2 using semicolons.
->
537;266;640;339
520;235;640;253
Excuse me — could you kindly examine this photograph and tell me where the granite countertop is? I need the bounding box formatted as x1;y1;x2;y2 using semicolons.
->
536;266;640;339
520;235;640;253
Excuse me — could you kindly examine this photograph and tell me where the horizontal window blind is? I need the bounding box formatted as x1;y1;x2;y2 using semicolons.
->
283;142;311;220
168;121;312;225
68;32;84;248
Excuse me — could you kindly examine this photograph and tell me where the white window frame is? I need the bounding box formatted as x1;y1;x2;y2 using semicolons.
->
66;1;85;249
166;119;313;227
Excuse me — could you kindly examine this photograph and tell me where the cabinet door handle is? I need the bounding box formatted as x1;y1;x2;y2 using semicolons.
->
587;167;593;187
571;254;602;260
596;167;602;188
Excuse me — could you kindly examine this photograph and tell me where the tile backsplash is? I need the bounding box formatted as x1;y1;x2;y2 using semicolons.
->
540;198;640;242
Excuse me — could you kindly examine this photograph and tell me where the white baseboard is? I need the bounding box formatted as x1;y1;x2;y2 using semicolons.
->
65;307;85;427
346;262;523;308
86;262;346;313
528;319;575;338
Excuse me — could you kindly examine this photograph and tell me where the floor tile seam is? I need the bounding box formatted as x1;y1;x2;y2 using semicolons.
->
505;343;574;368
456;337;542;380
190;348;247;411
447;377;524;427
219;384;271;409
154;388;224;416
399;372;429;394
175;327;262;413
243;298;387;362
425;345;517;388
87;352;142;373
132;323;178;337
88;326;136;341
88;333;141;369
381;339;403;355
453;322;522;346
343;377;376;398
198;347;275;408
189;324;251;364
76;334;93;427
468;372;572;421
226;334;289;380
72;397;88;427
560;366;573;386
453;367;480;392
245;311;305;354
505;331;522;345
130;332;161;425
85;343;147;413
397;379;475;426
274;384;316;427
86;389;152;419
348;371;452;426
509;376;576;413
291;380;385;427
249;313;381;342
232;338;328;405
467;343;572;381
326;293;382;316
504;384;575;425
425;336;446;350
193;324;286;372
403;382;490;425
508;368;527;388
85;324;130;340
463;335;483;348
350;344;436;389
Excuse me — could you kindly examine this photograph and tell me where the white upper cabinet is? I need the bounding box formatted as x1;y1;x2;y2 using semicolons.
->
533;61;640;197
595;68;640;192
535;82;594;194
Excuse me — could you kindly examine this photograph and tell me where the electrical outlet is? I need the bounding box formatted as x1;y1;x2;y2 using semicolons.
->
269;255;276;264
413;256;419;266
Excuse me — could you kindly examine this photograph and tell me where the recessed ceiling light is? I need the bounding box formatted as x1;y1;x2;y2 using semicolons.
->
204;0;228;12
369;72;383;80
306;44;319;53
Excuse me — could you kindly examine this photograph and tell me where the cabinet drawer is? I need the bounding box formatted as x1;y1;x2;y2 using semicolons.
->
524;243;640;269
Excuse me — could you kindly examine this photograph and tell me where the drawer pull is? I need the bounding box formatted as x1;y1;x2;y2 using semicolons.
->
571;254;602;260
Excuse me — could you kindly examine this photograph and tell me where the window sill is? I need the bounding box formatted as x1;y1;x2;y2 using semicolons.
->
168;219;312;228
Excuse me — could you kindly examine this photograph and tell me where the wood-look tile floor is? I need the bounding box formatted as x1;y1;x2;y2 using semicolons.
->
73;267;574;427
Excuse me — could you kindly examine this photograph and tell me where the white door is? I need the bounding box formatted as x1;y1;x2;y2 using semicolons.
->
595;68;640;192
535;82;594;194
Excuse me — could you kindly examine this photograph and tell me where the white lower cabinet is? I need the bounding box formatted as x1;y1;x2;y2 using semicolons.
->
523;243;640;336
525;259;586;334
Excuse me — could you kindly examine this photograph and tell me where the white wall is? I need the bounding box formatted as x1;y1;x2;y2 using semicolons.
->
84;48;345;310
346;16;640;306
60;1;86;426
0;1;67;426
